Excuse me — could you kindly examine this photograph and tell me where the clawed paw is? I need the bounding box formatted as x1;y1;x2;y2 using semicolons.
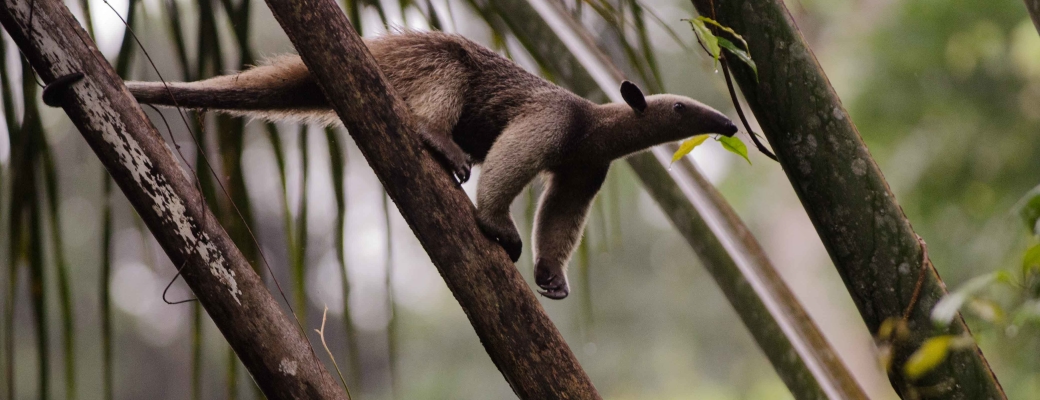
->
452;154;472;184
418;129;472;185
500;235;522;262
476;216;522;262
488;230;522;262
535;264;569;300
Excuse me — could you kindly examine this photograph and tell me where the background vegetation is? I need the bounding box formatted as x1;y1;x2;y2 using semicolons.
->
1;0;1038;398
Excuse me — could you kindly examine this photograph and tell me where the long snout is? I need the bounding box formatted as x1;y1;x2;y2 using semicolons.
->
720;119;738;136
687;99;738;137
710;113;739;137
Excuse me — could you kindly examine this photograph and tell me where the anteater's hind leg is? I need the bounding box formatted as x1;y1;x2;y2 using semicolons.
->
399;75;470;183
532;164;608;299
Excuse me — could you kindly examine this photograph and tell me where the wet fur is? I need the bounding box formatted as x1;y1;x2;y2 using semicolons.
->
126;31;737;299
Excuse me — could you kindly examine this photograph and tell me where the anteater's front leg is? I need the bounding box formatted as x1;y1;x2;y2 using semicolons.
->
532;165;608;299
475;123;546;262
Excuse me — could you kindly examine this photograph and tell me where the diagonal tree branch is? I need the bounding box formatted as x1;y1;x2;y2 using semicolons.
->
258;0;600;398
0;0;348;398
688;0;1005;398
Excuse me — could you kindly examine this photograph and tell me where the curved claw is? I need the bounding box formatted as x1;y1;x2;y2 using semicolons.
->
454;156;472;184
537;287;570;300
535;264;570;300
42;72;85;108
417;128;471;185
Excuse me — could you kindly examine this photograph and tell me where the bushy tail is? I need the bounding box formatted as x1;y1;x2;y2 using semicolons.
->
125;55;339;125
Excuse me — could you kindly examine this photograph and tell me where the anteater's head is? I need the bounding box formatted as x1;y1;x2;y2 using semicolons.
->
620;80;738;140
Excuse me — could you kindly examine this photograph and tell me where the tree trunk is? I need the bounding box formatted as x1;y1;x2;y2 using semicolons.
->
688;0;1005;398
259;0;601;398
0;0;349;398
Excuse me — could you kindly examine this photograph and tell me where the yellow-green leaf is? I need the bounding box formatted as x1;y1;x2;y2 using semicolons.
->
876;317;908;342
903;335;954;380
1023;243;1040;274
686;18;719;61
719;135;750;164
671;135;710;162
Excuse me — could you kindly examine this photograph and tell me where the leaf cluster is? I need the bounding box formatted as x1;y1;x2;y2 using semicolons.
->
670;16;756;164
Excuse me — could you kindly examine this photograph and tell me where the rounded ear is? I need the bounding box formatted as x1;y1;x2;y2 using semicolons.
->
620;81;647;113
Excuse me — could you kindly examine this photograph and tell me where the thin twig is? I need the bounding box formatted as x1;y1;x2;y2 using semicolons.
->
720;58;777;162
314;306;352;400
903;236;930;321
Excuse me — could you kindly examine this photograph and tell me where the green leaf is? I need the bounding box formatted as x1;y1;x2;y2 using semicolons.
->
672;135;710;163
1015;185;1040;236
686;18;719;61
931;272;1000;325
1024;243;1040;274
695;16;750;50
718;37;758;81
719;135;750;164
903;335;954;380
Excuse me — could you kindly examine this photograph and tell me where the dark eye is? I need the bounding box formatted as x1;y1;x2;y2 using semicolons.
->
673;102;685;112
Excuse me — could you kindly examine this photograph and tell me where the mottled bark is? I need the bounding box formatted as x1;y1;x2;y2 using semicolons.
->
0;0;349;398
259;0;600;398
688;0;1005;398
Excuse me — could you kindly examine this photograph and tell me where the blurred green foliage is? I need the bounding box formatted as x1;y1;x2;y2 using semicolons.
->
853;0;1040;281
847;0;1040;397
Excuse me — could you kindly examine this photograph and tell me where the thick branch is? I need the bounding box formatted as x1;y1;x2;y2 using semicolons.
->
258;0;599;398
0;0;347;398
689;0;1005;397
